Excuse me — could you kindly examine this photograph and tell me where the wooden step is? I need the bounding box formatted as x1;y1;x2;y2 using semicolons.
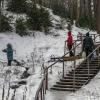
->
63;56;82;61
81;64;99;66
51;87;77;91
76;67;99;69
63;76;90;80
73;69;98;71
60;78;87;82
70;69;97;73
51;56;100;91
53;84;81;89
56;81;83;86
67;74;94;77
69;70;97;74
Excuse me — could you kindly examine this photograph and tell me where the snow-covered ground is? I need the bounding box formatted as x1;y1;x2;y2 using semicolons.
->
0;7;100;100
0;27;99;100
45;72;100;100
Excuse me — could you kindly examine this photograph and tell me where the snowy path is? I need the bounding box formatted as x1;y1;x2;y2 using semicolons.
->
45;88;100;100
45;90;72;100
44;90;85;100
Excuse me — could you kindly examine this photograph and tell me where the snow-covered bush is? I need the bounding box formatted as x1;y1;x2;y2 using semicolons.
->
7;0;27;13
0;14;12;32
26;5;51;33
15;18;28;36
78;16;96;30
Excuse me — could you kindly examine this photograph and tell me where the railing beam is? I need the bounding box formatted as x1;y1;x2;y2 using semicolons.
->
41;88;42;100
34;34;99;100
63;60;65;78
45;69;48;90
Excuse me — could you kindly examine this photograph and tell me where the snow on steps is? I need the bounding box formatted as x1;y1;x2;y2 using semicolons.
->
51;58;100;91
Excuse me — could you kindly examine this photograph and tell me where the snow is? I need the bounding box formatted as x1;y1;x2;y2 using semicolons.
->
0;29;99;100
0;7;100;100
0;27;99;100
0;28;79;100
45;62;100;100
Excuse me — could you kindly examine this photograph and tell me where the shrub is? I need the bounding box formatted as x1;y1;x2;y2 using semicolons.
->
15;18;28;36
78;16;96;30
26;5;51;33
0;14;12;32
7;0;27;13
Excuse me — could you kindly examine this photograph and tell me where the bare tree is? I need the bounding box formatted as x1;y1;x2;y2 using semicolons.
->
96;0;100;34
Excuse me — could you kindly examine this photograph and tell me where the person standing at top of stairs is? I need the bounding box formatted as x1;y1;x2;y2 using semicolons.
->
66;28;74;57
82;32;95;58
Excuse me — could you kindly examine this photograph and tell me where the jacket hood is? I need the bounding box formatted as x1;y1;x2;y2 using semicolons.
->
86;32;89;36
68;31;72;36
7;43;12;48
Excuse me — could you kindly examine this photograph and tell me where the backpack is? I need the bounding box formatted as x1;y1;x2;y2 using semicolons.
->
84;37;93;51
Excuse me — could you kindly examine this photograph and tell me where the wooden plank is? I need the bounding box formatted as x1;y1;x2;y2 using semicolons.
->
63;56;82;61
50;56;82;62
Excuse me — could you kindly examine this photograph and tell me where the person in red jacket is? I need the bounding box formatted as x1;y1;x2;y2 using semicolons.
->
66;30;74;56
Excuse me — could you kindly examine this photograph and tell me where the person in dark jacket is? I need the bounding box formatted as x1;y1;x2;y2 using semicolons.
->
82;32;95;58
2;43;13;66
66;30;74;56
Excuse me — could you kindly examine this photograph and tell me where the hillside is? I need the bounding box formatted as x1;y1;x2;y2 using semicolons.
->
0;5;100;100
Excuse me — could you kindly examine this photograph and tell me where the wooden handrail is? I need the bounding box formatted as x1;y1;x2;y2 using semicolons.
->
77;33;99;42
82;45;100;85
47;41;81;70
34;34;99;100
34;76;46;100
34;41;82;100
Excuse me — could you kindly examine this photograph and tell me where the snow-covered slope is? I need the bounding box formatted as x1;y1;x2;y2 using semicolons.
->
0;6;100;100
0;27;99;100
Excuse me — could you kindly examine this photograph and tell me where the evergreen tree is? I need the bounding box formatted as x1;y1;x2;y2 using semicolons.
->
15;18;28;36
0;14;12;32
26;4;51;32
96;0;100;34
7;0;27;13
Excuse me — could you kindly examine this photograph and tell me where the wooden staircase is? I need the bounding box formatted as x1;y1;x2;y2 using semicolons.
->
51;58;100;91
51;34;100;91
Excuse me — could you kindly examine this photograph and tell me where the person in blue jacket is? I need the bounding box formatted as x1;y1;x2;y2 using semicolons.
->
2;43;13;66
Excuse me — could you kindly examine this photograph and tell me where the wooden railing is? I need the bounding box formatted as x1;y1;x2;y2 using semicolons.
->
64;33;99;55
34;76;46;100
77;33;99;42
34;33;100;100
34;41;82;100
82;45;100;85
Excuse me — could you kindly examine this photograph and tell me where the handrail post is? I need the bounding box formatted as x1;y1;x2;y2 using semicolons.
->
64;41;66;55
63;59;65;78
37;96;39;100
42;83;45;100
73;41;76;91
97;48;100;67
87;58;90;79
41;87;43;100
94;34;96;42
81;34;83;44
73;59;76;91
45;68;48;90
81;34;83;52
43;69;46;94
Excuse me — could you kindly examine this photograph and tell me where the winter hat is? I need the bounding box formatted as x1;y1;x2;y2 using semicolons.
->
86;32;89;36
7;43;12;48
68;31;72;36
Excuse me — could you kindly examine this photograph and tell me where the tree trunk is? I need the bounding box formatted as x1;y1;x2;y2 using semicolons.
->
77;0;80;20
96;0;100;34
80;0;85;17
